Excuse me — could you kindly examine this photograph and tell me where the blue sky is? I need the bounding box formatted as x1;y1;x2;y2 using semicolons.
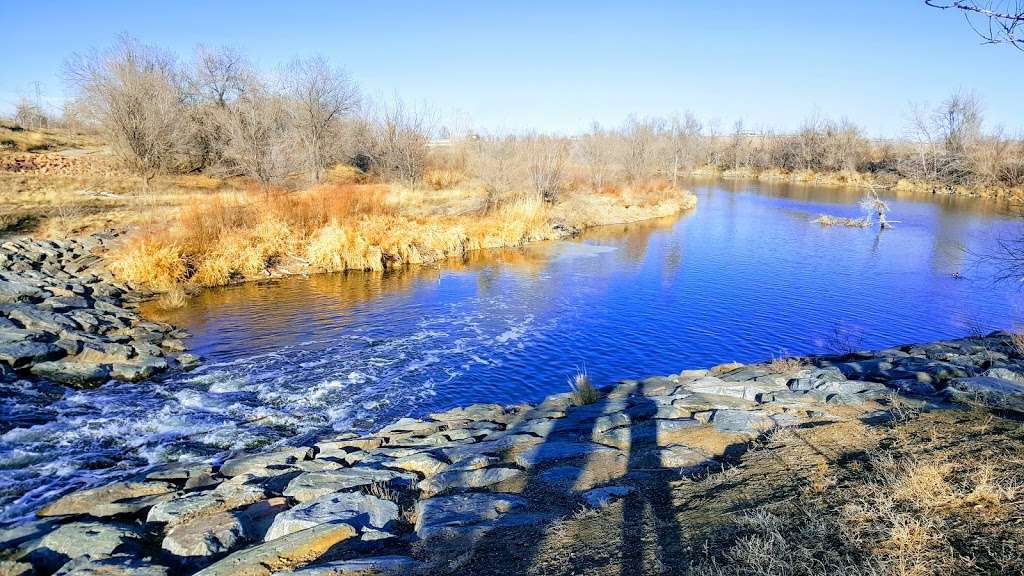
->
1;1;1020;137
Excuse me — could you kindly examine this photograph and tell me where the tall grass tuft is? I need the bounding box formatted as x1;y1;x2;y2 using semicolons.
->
568;369;599;406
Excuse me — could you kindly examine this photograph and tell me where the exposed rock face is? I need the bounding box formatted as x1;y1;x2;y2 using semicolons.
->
0;234;195;388
264;493;398;541
191;522;358;576
38;481;177;517
8;333;1024;575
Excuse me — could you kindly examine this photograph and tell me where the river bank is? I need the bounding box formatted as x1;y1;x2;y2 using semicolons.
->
689;165;1024;200
2;331;1023;575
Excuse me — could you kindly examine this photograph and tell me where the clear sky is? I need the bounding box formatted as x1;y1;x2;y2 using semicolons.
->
1;1;1020;137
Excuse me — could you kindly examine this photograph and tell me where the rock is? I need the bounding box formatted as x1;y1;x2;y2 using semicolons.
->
414;493;528;540
162;498;287;562
52;555;169;575
387;452;448;477
582;485;634;508
982;367;1024;383
0;280;44;304
0;561;33;576
177;353;201;370
30;361;112;387
219;447;313;477
38;481;176;517
265;493;398;541
278;556;418;575
946;376;1024;411
8;306;80;333
110;363;158;382
514;441;624;468
0;341;63;368
147;476;268;527
418;466;525;497
192;521;358;576
710;409;775;434
429;403;508;423
20;521;143;574
282;468;416;503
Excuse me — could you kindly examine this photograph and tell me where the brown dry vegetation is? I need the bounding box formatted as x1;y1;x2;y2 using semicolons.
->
435;404;1024;576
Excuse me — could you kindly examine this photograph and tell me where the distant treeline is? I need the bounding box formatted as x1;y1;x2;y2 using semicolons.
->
14;38;1023;195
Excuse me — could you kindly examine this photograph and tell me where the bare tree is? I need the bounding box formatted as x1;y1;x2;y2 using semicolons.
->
357;98;432;183
284;57;359;183
218;83;291;190
926;0;1024;50
66;38;185;190
621;116;665;182
14;98;48;129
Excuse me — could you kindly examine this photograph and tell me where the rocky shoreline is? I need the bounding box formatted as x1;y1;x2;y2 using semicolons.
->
2;327;1024;575
0;233;198;391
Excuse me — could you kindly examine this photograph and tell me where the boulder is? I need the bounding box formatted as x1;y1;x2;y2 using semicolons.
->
0;341;63;368
192;522;358;576
38;481;177;518
147;477;268;527
278;556;418;575
0;280;45;304
219;447;313;478
283;468;416;503
582;485;634;508
20;521;143;574
514;441;624;468
946;376;1024;411
417;466;525;497
414;493;528;540
264;493;398;541
52;555;169;575
30;361;112;387
162;498;287;562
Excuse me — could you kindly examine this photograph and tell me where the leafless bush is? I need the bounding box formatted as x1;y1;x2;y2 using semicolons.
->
66;37;187;190
621;116;666;182
575;124;618;190
356;99;431;183
523;135;568;202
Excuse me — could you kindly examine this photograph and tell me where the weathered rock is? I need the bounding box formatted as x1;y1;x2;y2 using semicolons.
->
282;468;416;503
0;560;33;576
418;466;525;497
387;452;448;477
219;447;313;478
946;376;1024;411
30;361;112;387
0;341;63;368
265;493;398;541
38;481;176;518
279;556;418;575
0;280;45;304
710;409;775;434
514;441;624;468
19;521;143;574
162;498;287;561
414;493;528;540
147;477;268;527
192;522;358;576
52;555;170;575
582;485;634;508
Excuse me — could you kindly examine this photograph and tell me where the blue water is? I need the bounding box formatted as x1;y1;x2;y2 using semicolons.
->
2;179;1023;525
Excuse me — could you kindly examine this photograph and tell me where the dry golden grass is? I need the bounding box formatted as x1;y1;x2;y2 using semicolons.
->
107;178;696;290
0;124;97;152
568;370;599;406
813;213;872;227
765;353;805;374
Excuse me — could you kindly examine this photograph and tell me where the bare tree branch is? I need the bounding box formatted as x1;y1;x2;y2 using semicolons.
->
926;0;1024;50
